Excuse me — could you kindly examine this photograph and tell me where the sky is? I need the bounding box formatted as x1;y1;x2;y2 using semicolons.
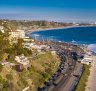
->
0;0;96;22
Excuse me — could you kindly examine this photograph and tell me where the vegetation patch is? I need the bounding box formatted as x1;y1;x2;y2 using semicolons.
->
75;65;90;91
27;52;60;90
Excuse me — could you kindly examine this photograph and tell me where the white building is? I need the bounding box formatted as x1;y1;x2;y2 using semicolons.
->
17;29;25;38
0;26;4;33
15;54;30;68
23;43;50;52
80;55;93;65
23;37;34;42
23;43;34;49
9;29;26;39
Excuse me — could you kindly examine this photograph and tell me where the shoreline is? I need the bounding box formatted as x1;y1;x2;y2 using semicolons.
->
26;25;96;53
26;25;96;34
26;26;70;34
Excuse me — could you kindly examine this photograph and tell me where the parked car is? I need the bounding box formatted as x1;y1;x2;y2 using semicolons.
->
37;87;43;91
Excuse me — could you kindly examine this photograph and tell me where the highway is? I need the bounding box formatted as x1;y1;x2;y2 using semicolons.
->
37;42;84;91
51;62;83;91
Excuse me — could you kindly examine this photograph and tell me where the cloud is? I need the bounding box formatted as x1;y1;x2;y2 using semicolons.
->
88;44;96;53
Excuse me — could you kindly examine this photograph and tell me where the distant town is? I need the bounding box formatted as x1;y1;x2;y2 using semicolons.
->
0;20;96;33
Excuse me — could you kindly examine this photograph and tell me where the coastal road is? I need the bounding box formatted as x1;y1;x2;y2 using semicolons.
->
51;62;83;91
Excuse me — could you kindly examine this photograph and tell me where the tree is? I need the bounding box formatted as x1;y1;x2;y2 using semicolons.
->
0;75;5;90
6;74;13;82
17;38;24;46
0;64;3;73
6;74;13;91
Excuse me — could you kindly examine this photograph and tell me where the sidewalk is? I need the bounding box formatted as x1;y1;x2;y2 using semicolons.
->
85;56;96;91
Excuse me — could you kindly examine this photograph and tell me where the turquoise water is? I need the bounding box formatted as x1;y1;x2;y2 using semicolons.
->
28;26;96;52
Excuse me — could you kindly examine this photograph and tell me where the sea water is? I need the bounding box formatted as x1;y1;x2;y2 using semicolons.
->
29;26;96;52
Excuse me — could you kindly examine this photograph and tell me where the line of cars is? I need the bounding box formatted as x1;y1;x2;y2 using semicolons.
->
37;49;67;91
69;64;84;91
37;43;79;91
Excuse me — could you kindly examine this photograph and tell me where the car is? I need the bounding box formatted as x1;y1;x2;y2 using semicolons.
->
61;70;65;74
57;68;61;73
61;63;65;66
37;87;43;91
56;72;61;77
42;86;48;91
69;65;74;69
61;67;64;70
61;61;65;64
60;63;64;67
73;74;79;77
60;66;64;69
69;67;73;70
53;82;58;86
69;63;72;66
52;74;58;81
44;81;51;87
48;78;53;85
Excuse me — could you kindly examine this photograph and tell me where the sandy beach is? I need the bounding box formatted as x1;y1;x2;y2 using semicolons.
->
27;25;96;35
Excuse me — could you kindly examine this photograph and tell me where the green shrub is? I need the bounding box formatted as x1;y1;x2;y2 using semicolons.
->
75;65;90;91
6;74;13;81
0;64;3;72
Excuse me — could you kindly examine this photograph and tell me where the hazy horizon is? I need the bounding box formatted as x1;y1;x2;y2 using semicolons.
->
0;0;96;22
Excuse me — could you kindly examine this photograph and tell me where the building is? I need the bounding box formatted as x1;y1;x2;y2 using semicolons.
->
23;43;34;49
80;54;93;65
23;43;50;52
15;64;24;72
0;26;4;33
15;54;30;68
17;29;26;38
9;29;26;39
23;37;34;42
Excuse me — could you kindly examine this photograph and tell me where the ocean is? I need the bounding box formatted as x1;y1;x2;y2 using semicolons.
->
28;26;96;52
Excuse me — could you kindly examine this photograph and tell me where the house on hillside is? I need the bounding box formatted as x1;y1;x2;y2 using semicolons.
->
80;54;93;65
15;54;30;69
23;43;34;50
15;64;24;72
0;26;4;33
9;29;26;39
23;43;50;52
